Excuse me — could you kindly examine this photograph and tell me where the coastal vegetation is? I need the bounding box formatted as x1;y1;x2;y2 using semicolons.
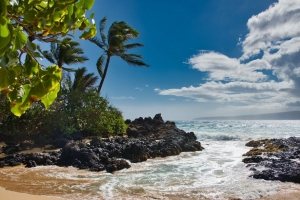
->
0;0;96;116
0;67;127;144
0;0;138;143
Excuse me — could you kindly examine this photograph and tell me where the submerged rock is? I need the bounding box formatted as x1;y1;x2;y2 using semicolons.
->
243;137;300;183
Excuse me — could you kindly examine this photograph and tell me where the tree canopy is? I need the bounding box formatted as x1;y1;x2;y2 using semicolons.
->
0;0;96;116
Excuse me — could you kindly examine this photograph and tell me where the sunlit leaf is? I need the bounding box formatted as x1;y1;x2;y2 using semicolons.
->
10;84;32;117
0;68;17;91
1;0;96;116
7;84;24;104
41;84;60;108
82;0;95;10
0;16;11;50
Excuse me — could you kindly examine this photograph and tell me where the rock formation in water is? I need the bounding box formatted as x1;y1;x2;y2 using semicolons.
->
242;137;300;183
0;114;204;173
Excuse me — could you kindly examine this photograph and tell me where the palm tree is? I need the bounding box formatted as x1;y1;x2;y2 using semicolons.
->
89;17;149;94
60;67;98;112
39;37;88;71
72;67;98;92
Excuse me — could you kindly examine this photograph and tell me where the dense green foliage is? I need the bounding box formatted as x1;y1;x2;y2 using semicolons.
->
89;17;149;94
0;1;142;141
0;0;96;116
0;70;127;141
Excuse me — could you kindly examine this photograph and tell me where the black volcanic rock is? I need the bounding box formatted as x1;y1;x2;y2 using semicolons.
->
0;114;204;173
243;137;300;183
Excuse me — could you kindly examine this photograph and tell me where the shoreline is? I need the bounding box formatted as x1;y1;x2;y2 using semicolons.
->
258;189;300;200
0;186;63;200
0;163;299;200
1;184;300;200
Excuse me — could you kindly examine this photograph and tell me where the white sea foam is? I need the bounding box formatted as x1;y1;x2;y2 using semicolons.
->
4;120;299;199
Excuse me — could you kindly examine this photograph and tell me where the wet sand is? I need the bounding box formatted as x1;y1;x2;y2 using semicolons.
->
1;185;300;200
0;160;299;200
0;186;63;200
258;189;300;200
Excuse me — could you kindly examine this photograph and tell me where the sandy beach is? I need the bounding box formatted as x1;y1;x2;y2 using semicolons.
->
258;190;300;200
0;164;299;200
1;184;300;200
0;186;63;200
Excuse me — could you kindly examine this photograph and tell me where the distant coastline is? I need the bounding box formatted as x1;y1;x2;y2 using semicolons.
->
194;111;300;120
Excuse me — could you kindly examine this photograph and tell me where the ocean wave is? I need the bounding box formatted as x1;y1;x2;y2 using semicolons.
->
197;134;241;141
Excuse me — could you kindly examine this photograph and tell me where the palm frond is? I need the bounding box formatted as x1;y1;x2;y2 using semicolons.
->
72;67;98;91
64;55;89;66
99;17;108;46
89;37;106;50
61;66;77;72
123;43;144;50
120;54;149;67
72;67;86;90
41;50;56;64
81;74;98;89
96;55;106;78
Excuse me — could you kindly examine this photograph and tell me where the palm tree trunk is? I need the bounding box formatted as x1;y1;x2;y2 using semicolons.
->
97;56;111;94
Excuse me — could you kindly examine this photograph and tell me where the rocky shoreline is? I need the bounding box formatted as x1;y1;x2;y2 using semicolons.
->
242;137;300;183
0;114;204;173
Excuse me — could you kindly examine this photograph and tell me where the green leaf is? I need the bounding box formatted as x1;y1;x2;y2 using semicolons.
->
0;16;11;50
82;0;95;10
23;9;37;22
12;63;22;76
68;4;74;18
0;68;17;91
24;55;39;78
41;74;60;90
41;84;60;108
0;51;19;68
30;80;49;99
79;25;96;39
0;1;7;16
12;27;27;51
26;41;37;52
7;84;24;104
0;40;11;57
33;51;43;58
90;12;94;19
10;84;32;117
10;103;24;117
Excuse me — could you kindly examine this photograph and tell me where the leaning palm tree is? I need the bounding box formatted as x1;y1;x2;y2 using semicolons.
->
89;17;149;94
39;37;88;71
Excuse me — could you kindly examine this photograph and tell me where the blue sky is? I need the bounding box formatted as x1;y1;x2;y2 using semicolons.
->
45;0;300;120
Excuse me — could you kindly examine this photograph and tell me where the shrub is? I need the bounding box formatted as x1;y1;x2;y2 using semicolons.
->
0;89;127;141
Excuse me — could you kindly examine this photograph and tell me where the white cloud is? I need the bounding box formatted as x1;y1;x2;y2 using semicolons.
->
242;0;300;60
158;81;294;104
156;0;300;115
189;51;269;82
